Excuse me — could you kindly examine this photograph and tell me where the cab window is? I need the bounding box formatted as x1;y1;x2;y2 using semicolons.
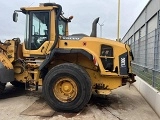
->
58;17;66;36
29;11;50;50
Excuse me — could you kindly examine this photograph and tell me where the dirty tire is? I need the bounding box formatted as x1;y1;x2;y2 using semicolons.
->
0;82;6;94
10;81;25;88
43;63;92;113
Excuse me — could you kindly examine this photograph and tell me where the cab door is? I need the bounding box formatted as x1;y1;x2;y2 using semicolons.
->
23;10;55;57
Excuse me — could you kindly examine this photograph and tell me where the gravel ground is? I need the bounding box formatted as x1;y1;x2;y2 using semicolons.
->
0;83;159;120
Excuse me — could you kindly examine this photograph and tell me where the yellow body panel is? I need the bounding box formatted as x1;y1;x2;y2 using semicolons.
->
58;37;129;76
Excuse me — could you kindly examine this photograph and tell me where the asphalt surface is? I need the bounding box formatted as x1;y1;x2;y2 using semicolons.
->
0;83;159;120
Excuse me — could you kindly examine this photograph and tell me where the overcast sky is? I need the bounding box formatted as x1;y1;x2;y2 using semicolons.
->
0;0;149;41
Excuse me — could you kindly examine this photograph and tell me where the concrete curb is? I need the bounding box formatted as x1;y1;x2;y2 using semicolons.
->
134;76;160;117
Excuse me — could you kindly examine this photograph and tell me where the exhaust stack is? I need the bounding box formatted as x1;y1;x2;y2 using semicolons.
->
90;17;99;37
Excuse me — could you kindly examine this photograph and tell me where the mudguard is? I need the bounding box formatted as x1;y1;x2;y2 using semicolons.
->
0;62;14;83
39;48;93;70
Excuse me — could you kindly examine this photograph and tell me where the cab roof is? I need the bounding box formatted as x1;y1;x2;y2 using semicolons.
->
20;3;58;12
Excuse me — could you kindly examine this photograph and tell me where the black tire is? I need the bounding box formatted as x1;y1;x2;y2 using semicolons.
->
10;81;25;88
0;82;6;94
43;63;92;113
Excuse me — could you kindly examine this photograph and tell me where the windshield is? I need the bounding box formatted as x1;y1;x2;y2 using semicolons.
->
58;17;66;36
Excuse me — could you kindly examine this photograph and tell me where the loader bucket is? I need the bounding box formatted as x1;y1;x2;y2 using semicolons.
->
0;62;14;83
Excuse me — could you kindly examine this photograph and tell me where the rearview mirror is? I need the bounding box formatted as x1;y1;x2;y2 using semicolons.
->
13;12;18;22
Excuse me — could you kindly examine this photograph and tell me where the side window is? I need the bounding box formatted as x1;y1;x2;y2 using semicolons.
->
58;17;66;36
30;12;49;50
101;45;114;71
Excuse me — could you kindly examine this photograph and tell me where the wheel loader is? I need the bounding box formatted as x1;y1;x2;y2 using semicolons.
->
0;3;135;112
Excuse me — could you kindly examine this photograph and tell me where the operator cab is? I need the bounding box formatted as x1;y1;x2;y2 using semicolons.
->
13;3;72;52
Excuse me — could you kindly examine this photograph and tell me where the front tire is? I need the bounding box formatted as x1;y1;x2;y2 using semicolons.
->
43;63;92;112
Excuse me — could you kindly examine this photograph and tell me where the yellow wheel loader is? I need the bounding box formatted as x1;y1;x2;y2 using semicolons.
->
0;3;135;112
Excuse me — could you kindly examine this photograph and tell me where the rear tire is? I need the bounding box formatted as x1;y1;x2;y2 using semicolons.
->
43;63;92;112
0;82;6;94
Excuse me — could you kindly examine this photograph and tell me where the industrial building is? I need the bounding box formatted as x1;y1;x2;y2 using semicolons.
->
122;0;160;92
121;1;160;116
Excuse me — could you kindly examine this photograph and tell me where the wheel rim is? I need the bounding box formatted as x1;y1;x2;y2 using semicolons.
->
53;77;78;103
